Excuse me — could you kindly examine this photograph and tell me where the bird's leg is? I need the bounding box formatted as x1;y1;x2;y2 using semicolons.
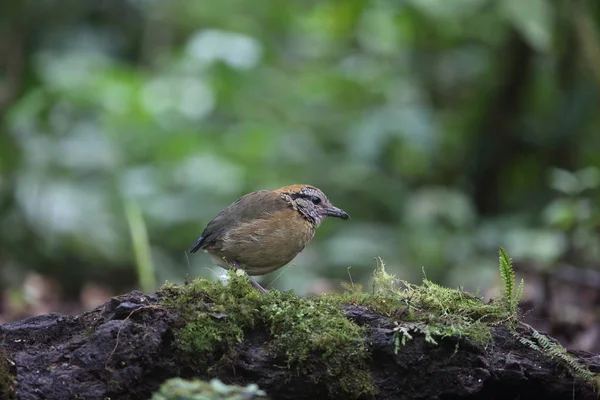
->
231;262;268;293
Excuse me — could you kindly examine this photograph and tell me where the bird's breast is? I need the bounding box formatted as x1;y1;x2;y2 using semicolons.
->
219;209;315;275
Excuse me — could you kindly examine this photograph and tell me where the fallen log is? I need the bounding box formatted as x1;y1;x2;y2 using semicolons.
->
1;261;599;400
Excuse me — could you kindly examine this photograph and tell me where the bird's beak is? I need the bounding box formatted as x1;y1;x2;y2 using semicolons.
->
325;206;350;220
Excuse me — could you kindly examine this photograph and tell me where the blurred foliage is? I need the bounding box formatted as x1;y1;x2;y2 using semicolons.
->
151;378;266;400
0;0;599;298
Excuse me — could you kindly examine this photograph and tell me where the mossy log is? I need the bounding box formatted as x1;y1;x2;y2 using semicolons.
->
0;282;599;400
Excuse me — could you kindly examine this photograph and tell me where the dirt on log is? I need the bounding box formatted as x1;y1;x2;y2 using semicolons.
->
0;289;598;400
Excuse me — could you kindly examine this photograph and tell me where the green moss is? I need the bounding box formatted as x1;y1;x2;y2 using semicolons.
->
162;249;598;396
160;270;374;398
0;351;16;400
161;256;516;397
338;258;513;348
347;254;599;389
261;291;372;396
151;377;267;400
161;270;263;369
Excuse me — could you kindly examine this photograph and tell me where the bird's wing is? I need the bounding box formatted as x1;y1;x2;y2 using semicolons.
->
191;190;290;252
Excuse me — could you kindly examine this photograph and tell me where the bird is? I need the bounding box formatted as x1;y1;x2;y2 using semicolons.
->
189;184;349;292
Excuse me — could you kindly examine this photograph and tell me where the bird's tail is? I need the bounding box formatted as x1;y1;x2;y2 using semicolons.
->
189;236;204;253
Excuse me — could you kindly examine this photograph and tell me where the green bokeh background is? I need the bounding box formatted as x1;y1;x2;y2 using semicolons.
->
1;0;599;299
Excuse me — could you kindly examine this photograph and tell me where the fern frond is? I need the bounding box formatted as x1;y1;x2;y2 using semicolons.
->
515;279;524;305
512;331;541;352
513;326;597;384
498;247;516;311
529;330;596;381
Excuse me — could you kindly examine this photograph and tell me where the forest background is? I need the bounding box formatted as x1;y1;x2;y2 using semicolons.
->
1;0;599;353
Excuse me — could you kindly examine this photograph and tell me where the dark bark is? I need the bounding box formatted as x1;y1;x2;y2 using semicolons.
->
0;290;598;400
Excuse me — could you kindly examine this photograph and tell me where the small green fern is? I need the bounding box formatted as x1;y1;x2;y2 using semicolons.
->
498;248;522;314
513;332;542;352
531;329;596;382
514;325;597;384
501;248;598;388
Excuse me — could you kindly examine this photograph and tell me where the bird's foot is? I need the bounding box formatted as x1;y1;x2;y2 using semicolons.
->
247;278;268;294
231;262;268;294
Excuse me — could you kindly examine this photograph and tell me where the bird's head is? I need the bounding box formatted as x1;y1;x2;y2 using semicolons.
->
276;184;349;226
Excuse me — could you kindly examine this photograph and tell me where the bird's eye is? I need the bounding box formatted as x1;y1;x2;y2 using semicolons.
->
311;196;321;205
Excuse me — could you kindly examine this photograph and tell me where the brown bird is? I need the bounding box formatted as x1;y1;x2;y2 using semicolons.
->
189;184;349;292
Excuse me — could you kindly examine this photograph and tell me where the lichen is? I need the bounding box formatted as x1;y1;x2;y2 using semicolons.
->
160;269;374;398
